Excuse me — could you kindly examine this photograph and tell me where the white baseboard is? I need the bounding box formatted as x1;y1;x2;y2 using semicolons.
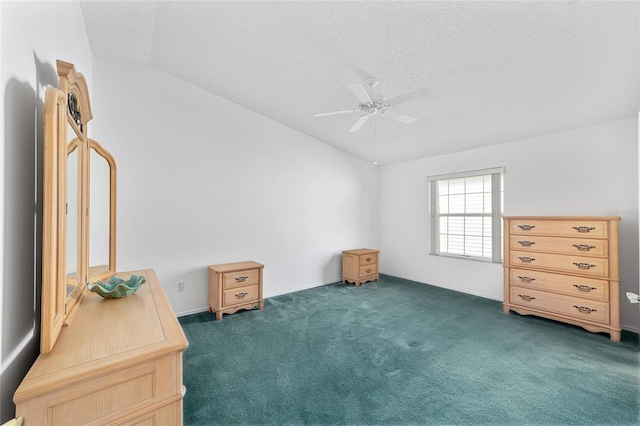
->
379;270;503;302
176;306;210;318
263;277;342;299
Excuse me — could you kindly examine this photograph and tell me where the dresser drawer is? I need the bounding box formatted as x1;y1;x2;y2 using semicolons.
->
509;236;607;257
510;220;608;238
223;284;259;306
360;253;378;266
510;286;609;324
17;353;181;426
510;268;608;301
511;250;609;277
223;269;259;289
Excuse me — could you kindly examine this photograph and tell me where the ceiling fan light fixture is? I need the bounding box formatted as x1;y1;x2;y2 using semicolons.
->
314;80;429;132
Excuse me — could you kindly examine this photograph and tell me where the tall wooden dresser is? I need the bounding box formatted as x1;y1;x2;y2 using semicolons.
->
503;216;621;341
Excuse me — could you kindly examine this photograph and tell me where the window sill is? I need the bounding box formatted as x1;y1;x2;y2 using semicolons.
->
429;253;502;264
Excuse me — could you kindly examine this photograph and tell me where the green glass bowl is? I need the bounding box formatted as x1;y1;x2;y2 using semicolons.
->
87;275;146;299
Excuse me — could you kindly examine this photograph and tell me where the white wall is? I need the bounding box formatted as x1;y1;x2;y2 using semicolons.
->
379;119;640;332
0;1;93;422
90;56;379;316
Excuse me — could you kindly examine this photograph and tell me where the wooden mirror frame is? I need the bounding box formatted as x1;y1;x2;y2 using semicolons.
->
41;61;117;353
88;138;117;280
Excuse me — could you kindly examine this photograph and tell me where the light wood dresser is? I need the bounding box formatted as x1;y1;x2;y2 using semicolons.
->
208;261;264;320
503;216;621;341
342;248;380;287
13;269;189;425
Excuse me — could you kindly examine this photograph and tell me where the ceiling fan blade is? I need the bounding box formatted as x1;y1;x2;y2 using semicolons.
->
314;109;357;117
385;88;431;106
347;84;372;103
349;113;372;133
381;109;416;124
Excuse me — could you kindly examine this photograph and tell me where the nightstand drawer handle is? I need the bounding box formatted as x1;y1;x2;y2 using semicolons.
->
235;276;248;283
235;292;248;299
573;262;596;270
574;305;597;314
518;256;535;263
573;244;596;251
365;257;372;262
517;276;535;283
518;225;535;231
365;269;372;273
573;284;596;292
518;294;536;302
517;241;535;247
572;226;596;233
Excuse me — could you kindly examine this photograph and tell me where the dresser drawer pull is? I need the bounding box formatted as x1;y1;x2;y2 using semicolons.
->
573;244;596;251
517;276;536;283
365;257;372;262
573;305;597;314
235;292;248;299
573;284;597;292
517;225;535;231
573;262;596;270
365;269;372;273
518;256;536;263
572;226;596;233
517;241;536;247
235;276;248;283
518;294;536;302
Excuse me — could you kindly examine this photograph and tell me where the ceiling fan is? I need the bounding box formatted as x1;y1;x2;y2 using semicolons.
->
314;78;430;133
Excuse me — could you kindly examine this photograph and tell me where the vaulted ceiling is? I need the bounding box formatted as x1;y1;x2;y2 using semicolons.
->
80;1;639;165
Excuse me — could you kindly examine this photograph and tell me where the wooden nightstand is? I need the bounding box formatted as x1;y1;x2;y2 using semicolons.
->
208;261;264;320
342;248;379;287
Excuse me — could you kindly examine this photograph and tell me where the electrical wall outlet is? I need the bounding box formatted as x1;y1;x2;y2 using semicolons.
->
177;281;185;292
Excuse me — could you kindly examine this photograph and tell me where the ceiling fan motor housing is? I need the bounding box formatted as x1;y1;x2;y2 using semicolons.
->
359;101;388;114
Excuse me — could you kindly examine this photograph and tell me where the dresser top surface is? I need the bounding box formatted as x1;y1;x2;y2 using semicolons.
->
14;269;188;402
503;216;621;221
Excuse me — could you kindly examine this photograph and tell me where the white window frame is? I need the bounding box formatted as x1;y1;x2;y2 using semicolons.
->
427;167;505;263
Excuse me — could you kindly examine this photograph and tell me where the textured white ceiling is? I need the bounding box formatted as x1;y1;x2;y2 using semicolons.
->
80;1;639;165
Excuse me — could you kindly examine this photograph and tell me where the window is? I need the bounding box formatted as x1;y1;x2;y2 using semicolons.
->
428;167;504;262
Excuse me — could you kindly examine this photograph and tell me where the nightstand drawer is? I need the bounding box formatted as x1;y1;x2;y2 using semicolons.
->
360;253;378;266
223;285;259;306
223;269;259;289
510;286;609;324
359;264;378;277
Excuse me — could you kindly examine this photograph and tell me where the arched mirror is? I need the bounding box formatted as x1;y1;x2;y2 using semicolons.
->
88;139;116;281
41;60;117;353
66;138;80;298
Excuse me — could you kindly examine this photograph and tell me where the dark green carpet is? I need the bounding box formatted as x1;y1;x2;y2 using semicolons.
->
179;275;639;425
